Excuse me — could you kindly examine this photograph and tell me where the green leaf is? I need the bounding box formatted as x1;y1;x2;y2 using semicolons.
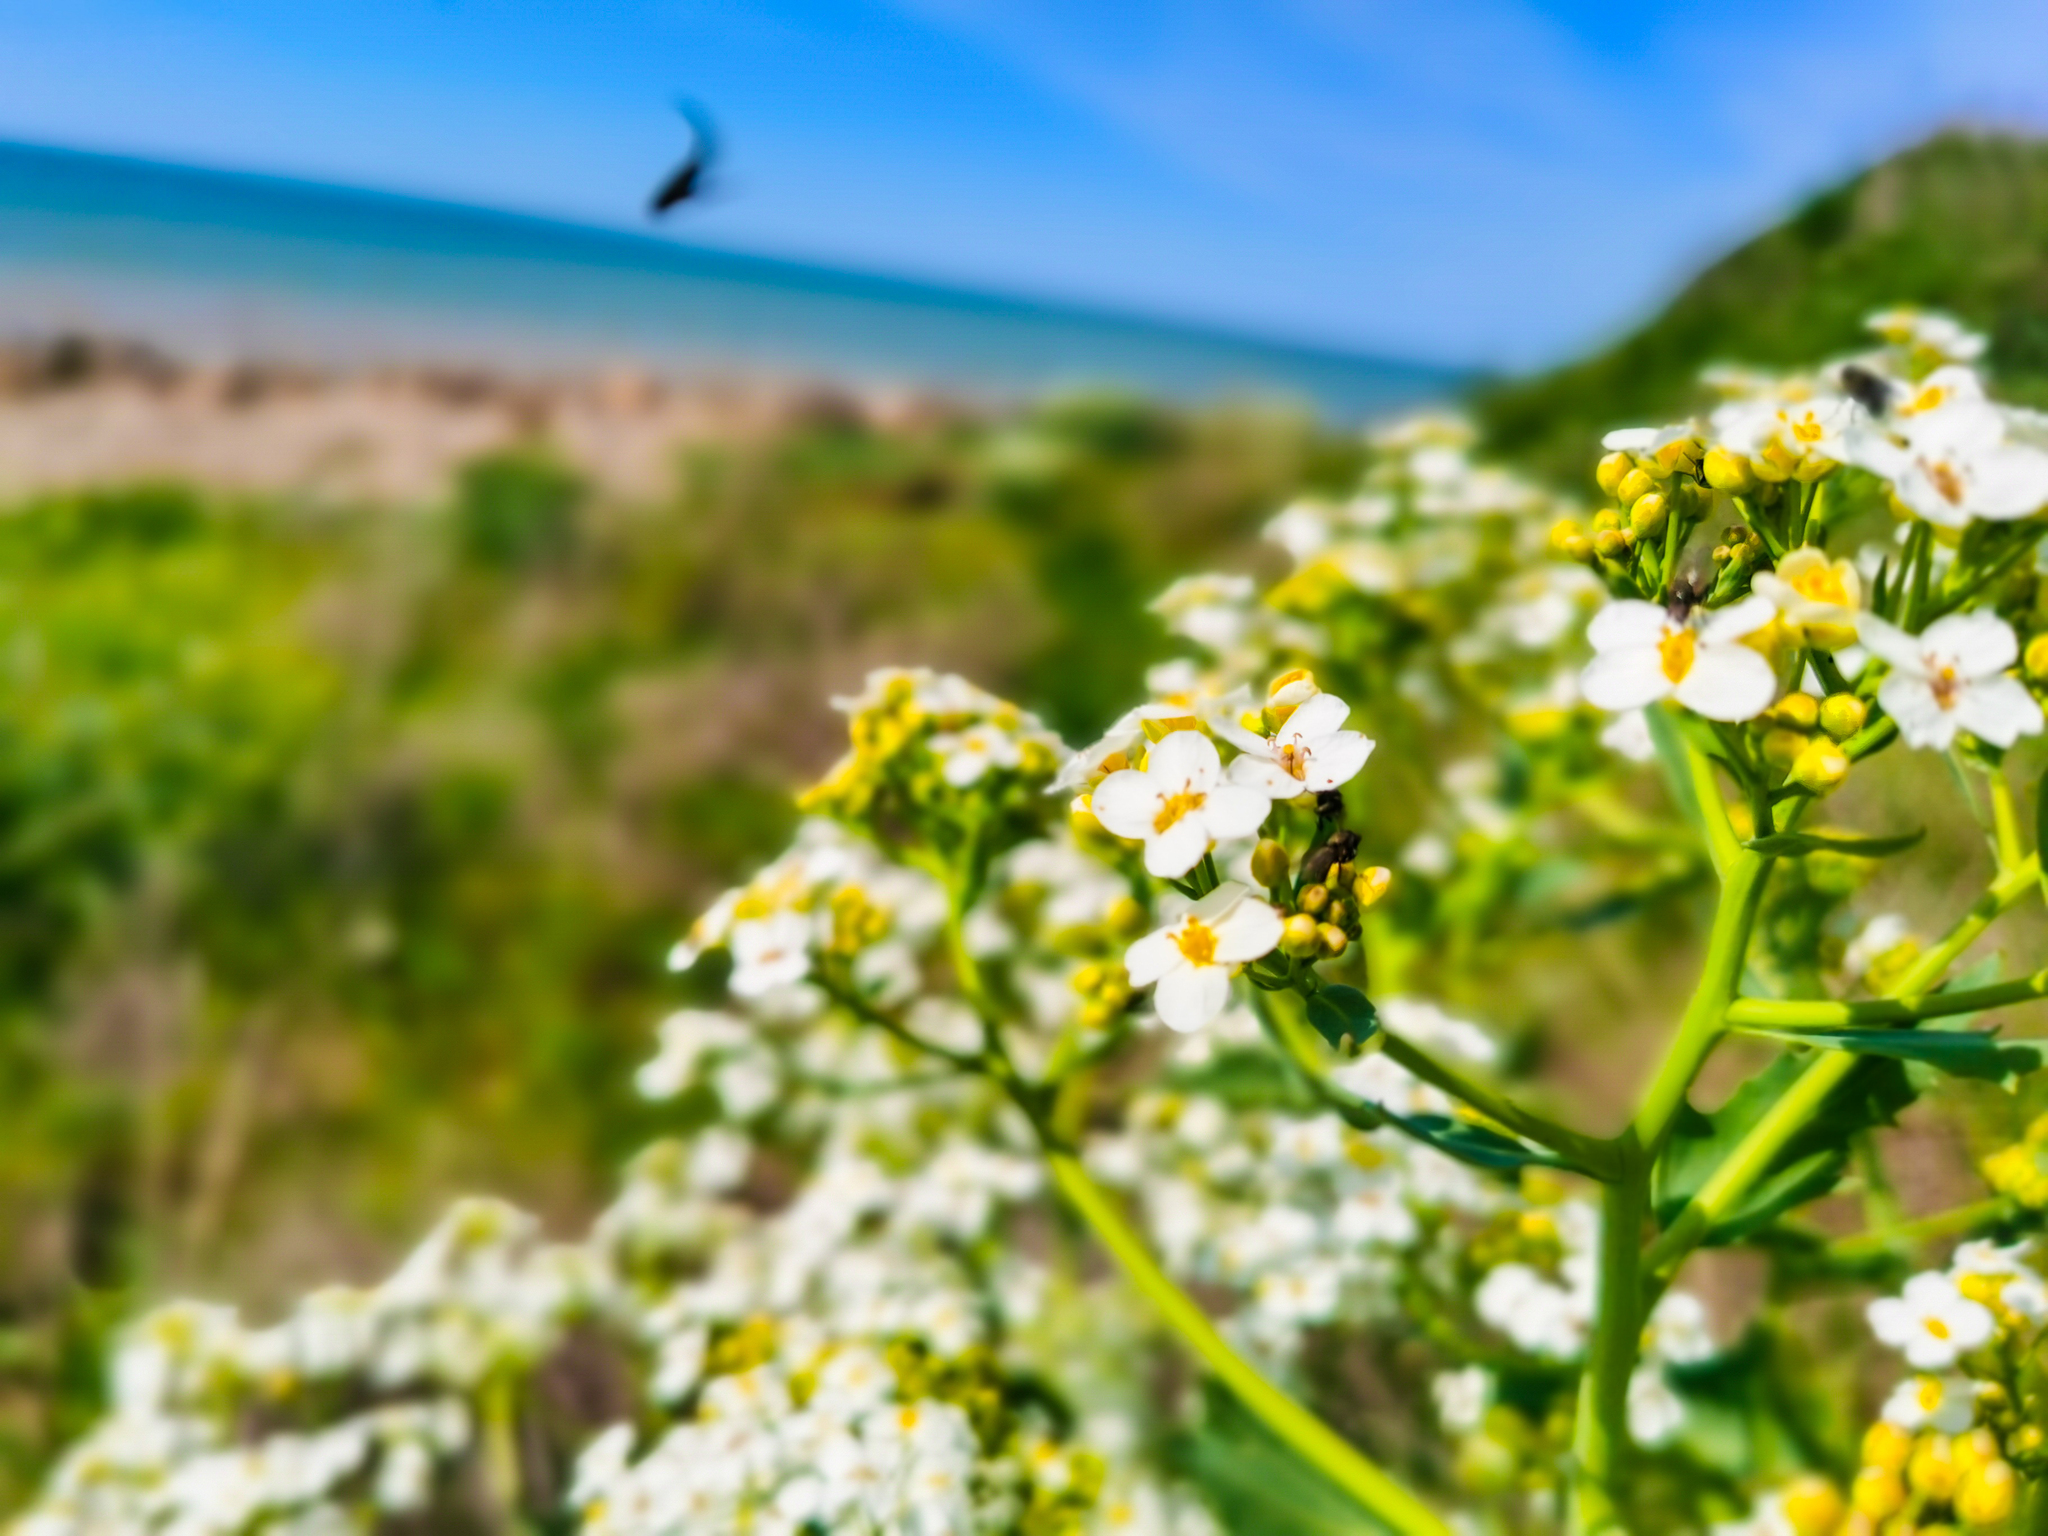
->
1164;1050;1315;1112
1745;828;1925;858
1383;1109;1559;1172
1734;1025;2047;1088
1655;1052;1915;1245
1305;984;1379;1052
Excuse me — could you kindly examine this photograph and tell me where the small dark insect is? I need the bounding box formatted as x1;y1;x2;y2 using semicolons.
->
1301;829;1361;886
1840;363;1894;417
1313;789;1347;823
650;101;718;215
1666;571;1707;623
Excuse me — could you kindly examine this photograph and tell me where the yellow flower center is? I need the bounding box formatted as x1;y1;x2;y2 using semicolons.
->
1786;410;1826;445
1906;383;1949;415
1927;459;1966;505
1154;788;1207;832
1276;741;1310;779
1791;564;1850;606
1658;627;1697;684
1173;918;1219;966
1924;1316;1951;1340
1932;666;1961;711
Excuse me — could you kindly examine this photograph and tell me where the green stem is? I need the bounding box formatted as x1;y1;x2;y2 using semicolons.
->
1992;769;2026;873
1379;1032;1618;1179
1046;1153;1451;1536
1569;1148;1646;1535
1645;856;2040;1289
1826;1197;2014;1263
1632;848;1771;1155
1725;968;2048;1028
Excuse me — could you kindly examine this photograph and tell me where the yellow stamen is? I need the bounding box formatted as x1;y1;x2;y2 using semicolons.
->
1658;627;1697;684
1173;918;1218;966
1932;666;1961;711
1791;565;1850;606
1154;788;1206;832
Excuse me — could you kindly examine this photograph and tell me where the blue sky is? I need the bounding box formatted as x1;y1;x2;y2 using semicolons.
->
1;0;2045;368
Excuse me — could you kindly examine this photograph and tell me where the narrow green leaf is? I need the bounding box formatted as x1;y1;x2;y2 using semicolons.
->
1734;1024;2047;1087
1745;828;1925;858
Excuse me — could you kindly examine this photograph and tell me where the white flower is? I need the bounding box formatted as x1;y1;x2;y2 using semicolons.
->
1251;1259;1343;1326
1643;1292;1715;1366
1868;308;1988;365
1376;997;1498;1067
1858;610;2043;751
1150;574;1255;652
1627;1367;1686;1446
1868;1271;1996;1369
1845;373;2048;525
1089;731;1271;878
1333;1185;1418;1250
1580;596;1777;723
1474;1263;1587;1359
927;724;1021;787
1431;1367;1490;1433
1222;692;1376;798
729;910;817;998
1713;393;1863;465
1124;884;1282;1033
1752;547;1861;645
1880;1372;1980;1434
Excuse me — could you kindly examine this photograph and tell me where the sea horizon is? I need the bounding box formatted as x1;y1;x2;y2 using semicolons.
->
0;139;1461;420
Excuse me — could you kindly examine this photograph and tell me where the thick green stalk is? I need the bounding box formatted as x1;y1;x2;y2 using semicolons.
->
1632;847;1771;1154
1569;1147;1646;1535
1725;968;2048;1028
1046;1154;1451;1536
1645;855;2040;1288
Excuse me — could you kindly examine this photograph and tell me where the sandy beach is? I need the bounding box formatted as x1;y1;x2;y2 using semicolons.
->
0;333;966;504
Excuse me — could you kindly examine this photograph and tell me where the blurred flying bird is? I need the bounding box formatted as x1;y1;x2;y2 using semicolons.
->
650;101;718;216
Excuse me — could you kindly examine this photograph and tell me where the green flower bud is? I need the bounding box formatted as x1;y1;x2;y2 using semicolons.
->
1250;839;1292;889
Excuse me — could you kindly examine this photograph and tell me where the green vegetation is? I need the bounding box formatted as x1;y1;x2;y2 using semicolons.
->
0;395;1353;1500
1478;130;2048;485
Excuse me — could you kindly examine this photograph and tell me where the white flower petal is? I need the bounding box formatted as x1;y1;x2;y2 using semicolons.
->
1155;963;1232;1033
1856;612;1926;672
1920;609;2018;675
1954;673;2044;747
1878;673;1958;750
1202;783;1277;841
1088;769;1160;840
1124;930;1178;988
1586;600;1669;652
1282;692;1350;739
1144;816;1211;878
1581;648;1674;712
1673;645;1776;721
1696;594;1776;644
1144;729;1222;789
1228;756;1306;798
1210;900;1283;964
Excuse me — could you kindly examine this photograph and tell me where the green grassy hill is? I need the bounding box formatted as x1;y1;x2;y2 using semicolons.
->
1476;129;2048;486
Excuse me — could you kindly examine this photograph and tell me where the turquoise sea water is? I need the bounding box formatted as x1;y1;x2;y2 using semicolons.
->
0;140;1454;420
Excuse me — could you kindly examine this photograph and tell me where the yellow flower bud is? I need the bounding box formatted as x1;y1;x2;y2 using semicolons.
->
1630;492;1669;539
1910;1434;1960;1501
1315;923;1349;958
1703;447;1757;493
1593;529;1629;561
2025;632;2048;681
1820;693;1869;740
1851;1464;1905;1520
1298;883;1330;915
1655;436;1704;477
1279;914;1321;957
1561;532;1596;564
1616;466;1657;505
1762;728;1809;772
1140;714;1199;742
1591;508;1624;534
1955;1458;2016;1526
1354;867;1393;907
1595;451;1633;496
1864;1422;1913;1473
1954;1429;2001;1475
1789;737;1850;794
1764;693;1820;731
1549;517;1587;555
1250;839;1292;890
1779;1475;1845;1536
